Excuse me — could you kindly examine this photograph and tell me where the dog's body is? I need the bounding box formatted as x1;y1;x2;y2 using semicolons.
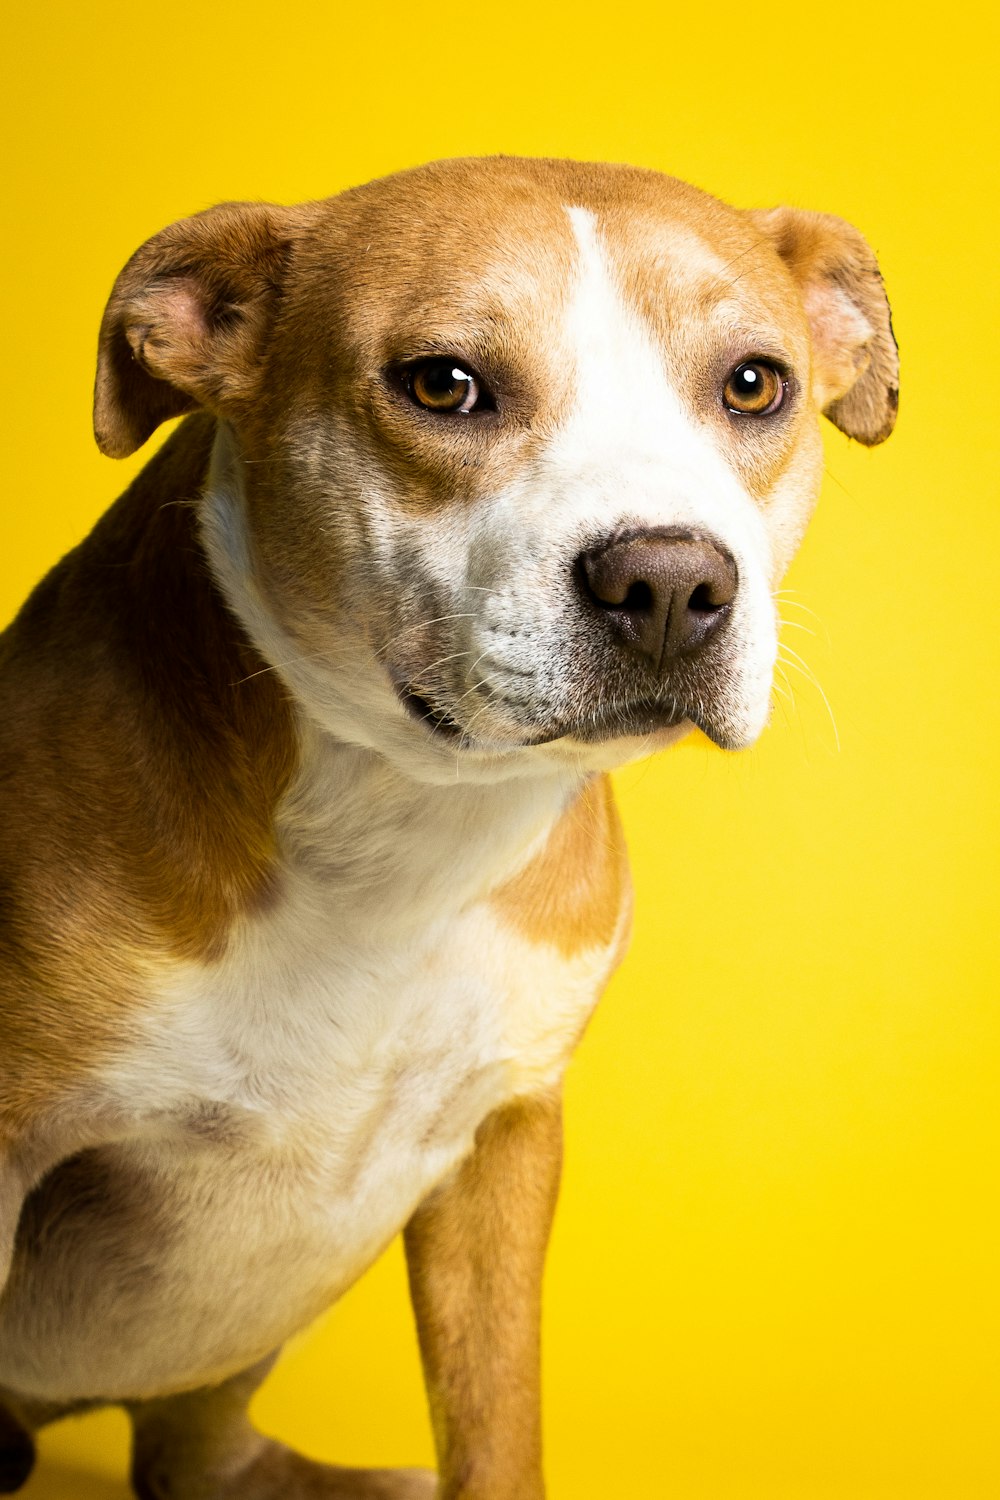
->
0;158;895;1498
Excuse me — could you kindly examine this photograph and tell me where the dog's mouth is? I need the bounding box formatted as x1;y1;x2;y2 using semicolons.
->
396;679;697;749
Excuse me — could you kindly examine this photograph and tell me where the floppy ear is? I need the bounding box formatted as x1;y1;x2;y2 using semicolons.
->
93;200;307;458
748;206;899;445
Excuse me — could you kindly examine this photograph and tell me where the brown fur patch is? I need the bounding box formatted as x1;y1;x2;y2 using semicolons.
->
0;415;296;1130
490;774;630;958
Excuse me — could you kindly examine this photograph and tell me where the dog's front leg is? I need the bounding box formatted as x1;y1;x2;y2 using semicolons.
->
404;1092;562;1500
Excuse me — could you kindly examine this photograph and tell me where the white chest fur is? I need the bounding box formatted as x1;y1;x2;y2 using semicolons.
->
2;740;619;1402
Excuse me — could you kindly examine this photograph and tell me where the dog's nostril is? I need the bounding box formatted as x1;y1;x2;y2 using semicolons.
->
622;580;654;613
688;581;724;614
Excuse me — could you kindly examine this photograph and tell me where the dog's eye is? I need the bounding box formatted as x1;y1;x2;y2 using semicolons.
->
407;358;483;414
724;361;785;416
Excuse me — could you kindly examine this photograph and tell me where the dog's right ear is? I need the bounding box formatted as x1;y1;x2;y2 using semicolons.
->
747;206;898;446
94;201;308;458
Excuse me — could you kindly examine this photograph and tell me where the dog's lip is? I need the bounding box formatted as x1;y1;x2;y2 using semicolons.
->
396;684;464;740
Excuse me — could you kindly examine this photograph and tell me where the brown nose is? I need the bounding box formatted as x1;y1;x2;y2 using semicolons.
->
578;530;737;668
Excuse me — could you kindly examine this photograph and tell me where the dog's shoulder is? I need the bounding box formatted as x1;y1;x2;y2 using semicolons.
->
0;416;297;1132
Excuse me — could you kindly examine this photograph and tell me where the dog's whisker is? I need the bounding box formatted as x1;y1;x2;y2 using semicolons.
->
777;645;840;751
376;613;479;659
770;673;796;736
453;676;505;721
409;648;474;684
231;649;333;687
822;462;859;501
455;678;513;739
157;498;201;513
773;592;831;643
716;236;772;286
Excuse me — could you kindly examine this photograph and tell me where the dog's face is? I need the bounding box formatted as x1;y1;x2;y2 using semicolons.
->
94;159;896;783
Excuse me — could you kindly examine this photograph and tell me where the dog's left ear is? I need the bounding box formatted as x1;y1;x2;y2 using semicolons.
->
748;206;899;445
94;200;309;458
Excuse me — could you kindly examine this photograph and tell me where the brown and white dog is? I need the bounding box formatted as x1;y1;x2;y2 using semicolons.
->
0;157;896;1499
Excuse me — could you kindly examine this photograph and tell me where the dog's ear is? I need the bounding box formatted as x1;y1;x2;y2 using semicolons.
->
748;206;898;445
94;201;307;458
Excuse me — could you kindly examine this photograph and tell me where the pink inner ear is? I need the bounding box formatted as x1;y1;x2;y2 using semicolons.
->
123;278;210;378
803;282;875;409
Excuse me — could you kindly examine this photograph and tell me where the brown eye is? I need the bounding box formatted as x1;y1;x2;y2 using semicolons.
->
724;361;785;415
408;358;482;414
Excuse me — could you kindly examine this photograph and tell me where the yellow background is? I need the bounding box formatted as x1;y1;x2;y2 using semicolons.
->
3;1;998;1496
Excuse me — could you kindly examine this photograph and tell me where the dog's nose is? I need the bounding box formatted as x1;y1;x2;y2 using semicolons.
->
577;530;737;667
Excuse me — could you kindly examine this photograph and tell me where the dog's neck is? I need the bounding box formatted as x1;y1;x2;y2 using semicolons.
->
272;724;577;932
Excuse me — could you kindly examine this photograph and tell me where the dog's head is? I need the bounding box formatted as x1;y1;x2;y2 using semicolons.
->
94;158;897;784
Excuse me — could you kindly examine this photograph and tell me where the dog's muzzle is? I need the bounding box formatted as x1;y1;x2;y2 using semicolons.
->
393;525;751;752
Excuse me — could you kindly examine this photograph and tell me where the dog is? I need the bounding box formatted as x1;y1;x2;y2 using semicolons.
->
0;156;897;1499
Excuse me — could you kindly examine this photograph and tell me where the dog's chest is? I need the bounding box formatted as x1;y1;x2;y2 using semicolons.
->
148;896;534;1205
45;844;609;1396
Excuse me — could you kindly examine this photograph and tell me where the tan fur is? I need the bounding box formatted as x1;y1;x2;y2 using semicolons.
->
492;775;630;959
405;1095;562;1500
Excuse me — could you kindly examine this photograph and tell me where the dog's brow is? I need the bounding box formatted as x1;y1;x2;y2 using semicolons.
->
384;323;512;361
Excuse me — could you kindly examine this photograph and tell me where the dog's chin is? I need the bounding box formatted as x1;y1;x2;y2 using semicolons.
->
550;704;756;761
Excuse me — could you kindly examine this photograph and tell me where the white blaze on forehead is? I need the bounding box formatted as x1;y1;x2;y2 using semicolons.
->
561;204;674;462
554;205;771;563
